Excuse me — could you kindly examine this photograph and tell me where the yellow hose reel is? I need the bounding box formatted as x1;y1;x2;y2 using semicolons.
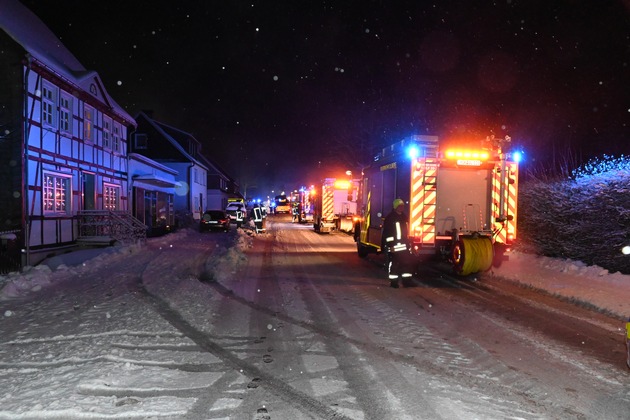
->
452;236;494;276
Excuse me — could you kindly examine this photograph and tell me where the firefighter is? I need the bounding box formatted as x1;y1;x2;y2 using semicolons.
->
382;198;413;288
292;202;299;222
252;205;265;233
235;209;244;228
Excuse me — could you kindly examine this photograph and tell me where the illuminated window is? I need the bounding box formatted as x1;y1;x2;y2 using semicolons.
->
84;105;95;141
41;82;57;128
103;184;120;211
59;93;72;133
103;116;112;149
43;173;71;214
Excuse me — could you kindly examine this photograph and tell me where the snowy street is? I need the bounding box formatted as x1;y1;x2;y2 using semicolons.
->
1;215;629;419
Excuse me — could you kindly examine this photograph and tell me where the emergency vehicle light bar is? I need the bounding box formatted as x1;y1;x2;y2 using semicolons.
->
444;149;490;160
334;180;351;189
407;145;420;159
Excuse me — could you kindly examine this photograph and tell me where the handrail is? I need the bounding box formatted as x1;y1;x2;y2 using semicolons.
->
77;210;147;244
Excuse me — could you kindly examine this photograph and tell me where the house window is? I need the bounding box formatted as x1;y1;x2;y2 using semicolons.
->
84;104;95;142
41;82;57;128
103;116;112;149
43;172;71;214
112;122;121;152
59;93;72;134
134;133;148;149
103;184;120;211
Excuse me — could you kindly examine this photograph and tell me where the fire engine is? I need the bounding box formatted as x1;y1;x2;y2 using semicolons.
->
312;177;360;233
354;134;519;276
290;187;316;224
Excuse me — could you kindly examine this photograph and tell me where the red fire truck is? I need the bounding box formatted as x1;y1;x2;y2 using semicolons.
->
354;134;519;276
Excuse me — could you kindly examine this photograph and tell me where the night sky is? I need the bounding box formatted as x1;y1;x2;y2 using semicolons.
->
19;0;630;195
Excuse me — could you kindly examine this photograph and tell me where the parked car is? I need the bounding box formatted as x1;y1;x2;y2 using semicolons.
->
199;210;230;232
225;202;247;227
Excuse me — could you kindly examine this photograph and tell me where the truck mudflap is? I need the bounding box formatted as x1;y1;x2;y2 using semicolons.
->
452;235;494;276
492;242;512;268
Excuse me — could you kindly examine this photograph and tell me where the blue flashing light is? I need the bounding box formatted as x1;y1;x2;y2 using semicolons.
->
512;151;523;163
407;145;420;160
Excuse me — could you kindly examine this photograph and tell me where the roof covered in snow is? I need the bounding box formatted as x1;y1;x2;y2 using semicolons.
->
0;0;135;125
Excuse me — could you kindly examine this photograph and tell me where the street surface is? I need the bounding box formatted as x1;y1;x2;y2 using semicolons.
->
0;214;628;419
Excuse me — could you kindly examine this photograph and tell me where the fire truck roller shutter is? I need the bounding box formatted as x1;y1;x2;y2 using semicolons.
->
452;236;493;276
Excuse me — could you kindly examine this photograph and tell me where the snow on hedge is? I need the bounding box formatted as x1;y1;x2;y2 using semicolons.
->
517;155;630;274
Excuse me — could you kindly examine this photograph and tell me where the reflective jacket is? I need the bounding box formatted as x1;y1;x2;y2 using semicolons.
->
382;210;409;252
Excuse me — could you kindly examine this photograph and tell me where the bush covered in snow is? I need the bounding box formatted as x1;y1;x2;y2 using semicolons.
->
517;155;630;274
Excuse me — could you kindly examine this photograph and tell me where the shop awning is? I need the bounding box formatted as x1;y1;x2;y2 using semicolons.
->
132;174;179;188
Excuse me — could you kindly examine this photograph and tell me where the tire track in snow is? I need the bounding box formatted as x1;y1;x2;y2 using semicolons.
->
136;281;353;420
194;232;561;419
395;265;629;418
259;224;569;419
0;235;224;419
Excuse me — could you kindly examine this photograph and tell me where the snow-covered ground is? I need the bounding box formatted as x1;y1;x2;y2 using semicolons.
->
491;249;630;320
4;229;628;319
0;228;253;419
0;226;628;419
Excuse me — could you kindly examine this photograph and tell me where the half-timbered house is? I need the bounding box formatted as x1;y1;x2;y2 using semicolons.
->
0;0;142;268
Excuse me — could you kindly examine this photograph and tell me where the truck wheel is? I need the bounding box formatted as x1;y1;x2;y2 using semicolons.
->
357;242;368;258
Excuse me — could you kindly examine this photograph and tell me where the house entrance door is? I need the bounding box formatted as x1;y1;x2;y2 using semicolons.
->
82;173;95;210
